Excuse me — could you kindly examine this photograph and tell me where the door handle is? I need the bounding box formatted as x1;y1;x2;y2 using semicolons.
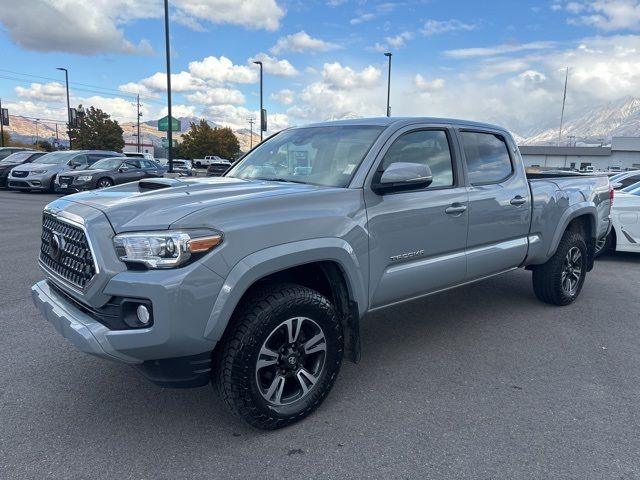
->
445;203;467;215
510;196;527;206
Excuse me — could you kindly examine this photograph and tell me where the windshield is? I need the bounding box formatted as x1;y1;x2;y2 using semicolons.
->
32;151;76;165
90;158;124;170
621;181;640;192
0;151;34;164
226;125;384;187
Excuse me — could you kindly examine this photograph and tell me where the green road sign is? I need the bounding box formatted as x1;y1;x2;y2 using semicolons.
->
161;137;177;148
158;115;181;132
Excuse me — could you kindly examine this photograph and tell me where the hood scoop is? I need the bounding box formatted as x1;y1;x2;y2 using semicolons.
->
138;178;183;191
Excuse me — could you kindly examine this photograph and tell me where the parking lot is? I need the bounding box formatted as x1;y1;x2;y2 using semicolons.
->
0;189;639;479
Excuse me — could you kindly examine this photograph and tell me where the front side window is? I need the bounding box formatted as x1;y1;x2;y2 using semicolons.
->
380;130;454;188
226;126;384;188
461;131;513;185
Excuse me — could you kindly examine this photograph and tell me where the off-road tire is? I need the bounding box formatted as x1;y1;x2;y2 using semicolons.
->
532;231;587;306
214;283;344;430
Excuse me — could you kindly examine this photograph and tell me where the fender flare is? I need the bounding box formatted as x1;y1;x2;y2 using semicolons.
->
203;238;367;342
547;202;597;257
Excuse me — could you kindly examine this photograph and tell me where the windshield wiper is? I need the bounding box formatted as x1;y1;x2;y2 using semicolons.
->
254;177;308;184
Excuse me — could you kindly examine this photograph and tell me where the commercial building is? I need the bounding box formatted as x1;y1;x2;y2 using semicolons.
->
519;137;640;172
123;142;154;155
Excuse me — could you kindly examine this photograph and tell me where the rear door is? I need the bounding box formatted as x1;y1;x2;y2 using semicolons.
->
364;125;469;309
457;129;531;279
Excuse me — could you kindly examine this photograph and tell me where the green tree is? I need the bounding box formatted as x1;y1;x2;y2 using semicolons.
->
69;106;124;151
177;120;240;160
34;140;53;152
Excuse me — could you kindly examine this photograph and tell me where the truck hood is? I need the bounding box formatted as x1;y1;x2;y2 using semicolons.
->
63;176;334;232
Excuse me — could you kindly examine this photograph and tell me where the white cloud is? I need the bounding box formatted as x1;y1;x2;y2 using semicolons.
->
566;0;640;31
350;13;375;25
189;56;257;84
349;3;397;25
249;53;299;77
15;82;66;102
0;0;155;55
159;104;198;119
175;0;285;31
321;63;381;89
118;82;161;99
422;19;477;36
385;31;413;48
202;104;288;132
185;88;245;106
270;89;295;105
270;31;340;54
0;0;284;55
444;41;557;58
414;74;445;92
140;71;205;92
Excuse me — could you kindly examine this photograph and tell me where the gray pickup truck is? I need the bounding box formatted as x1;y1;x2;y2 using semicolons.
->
32;118;612;429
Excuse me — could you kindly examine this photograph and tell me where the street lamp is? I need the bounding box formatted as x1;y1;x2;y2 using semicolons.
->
163;0;174;173
384;53;392;117
56;67;71;148
34;118;39;146
253;60;263;142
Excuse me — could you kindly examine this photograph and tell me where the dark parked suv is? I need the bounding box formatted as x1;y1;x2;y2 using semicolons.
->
0;150;46;187
8;150;122;192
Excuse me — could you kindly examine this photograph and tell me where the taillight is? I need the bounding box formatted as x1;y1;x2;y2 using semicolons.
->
609;186;614;206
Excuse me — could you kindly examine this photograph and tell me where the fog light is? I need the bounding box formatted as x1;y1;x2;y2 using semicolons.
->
136;305;151;325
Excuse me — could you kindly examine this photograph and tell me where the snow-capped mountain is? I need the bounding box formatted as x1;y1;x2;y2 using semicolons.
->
520;97;640;145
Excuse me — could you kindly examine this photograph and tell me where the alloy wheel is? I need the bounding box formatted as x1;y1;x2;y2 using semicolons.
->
255;317;327;406
561;246;583;296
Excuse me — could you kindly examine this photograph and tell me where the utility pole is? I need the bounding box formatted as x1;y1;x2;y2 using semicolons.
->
558;66;569;147
0;98;4;148
136;94;142;153
35;119;39;146
56;67;71;149
253;60;263;141
248;117;255;149
384;52;392;117
163;0;174;173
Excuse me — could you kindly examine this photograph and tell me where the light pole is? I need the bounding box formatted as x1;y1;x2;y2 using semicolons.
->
163;0;174;173
34;119;39;146
384;53;392;117
56;67;71;148
253;60;263;142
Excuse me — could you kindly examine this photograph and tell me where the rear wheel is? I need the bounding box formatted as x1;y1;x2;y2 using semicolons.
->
532;231;587;306
96;178;113;189
214;283;343;430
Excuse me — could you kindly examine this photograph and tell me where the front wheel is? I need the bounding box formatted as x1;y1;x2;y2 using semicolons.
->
214;284;343;430
532;231;587;306
96;178;113;189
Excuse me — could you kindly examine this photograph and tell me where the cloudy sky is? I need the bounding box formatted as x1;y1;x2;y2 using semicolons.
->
1;0;640;136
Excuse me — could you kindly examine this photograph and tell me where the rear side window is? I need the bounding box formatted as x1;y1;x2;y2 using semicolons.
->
381;130;454;188
461;131;513;185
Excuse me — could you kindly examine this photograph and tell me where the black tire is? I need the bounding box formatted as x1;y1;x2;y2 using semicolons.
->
96;178;113;189
532;231;588;306
214;283;344;430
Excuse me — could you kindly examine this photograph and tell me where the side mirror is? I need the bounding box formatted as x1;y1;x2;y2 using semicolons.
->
119;167;128;173
371;162;433;195
69;160;81;168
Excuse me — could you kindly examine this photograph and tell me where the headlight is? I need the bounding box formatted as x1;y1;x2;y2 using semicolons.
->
113;229;223;269
77;175;93;181
31;170;47;175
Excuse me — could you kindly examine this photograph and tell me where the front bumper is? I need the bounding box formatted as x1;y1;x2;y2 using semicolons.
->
32;259;225;386
8;175;52;190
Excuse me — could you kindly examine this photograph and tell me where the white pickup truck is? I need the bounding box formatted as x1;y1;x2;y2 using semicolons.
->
194;155;227;168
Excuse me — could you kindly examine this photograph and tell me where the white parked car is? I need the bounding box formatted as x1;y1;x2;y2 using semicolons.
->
193;155;228;168
596;191;640;256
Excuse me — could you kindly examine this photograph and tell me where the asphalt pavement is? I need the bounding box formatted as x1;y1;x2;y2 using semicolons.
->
0;189;639;479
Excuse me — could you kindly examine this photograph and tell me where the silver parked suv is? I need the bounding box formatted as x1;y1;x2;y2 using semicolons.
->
8;150;122;192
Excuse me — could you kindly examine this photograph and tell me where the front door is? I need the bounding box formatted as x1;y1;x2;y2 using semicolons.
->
457;130;531;279
364;126;469;309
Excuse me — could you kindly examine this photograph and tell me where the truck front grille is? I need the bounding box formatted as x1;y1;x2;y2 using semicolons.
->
39;213;96;289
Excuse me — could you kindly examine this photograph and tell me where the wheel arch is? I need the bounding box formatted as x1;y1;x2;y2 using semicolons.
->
204;239;367;363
